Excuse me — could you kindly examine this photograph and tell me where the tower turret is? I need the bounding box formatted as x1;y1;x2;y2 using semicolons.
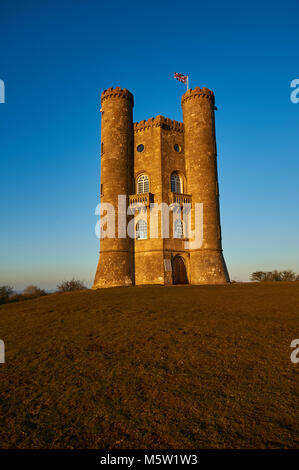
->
182;87;229;284
93;87;134;288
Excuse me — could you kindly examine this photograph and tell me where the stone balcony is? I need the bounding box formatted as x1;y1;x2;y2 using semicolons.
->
128;192;154;208
169;192;192;207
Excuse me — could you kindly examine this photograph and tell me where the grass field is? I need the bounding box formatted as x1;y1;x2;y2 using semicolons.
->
0;283;298;449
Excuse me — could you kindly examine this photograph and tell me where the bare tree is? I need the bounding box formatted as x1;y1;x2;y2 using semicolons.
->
57;278;87;292
268;270;282;281
280;270;297;282
251;270;299;282
23;285;46;297
250;271;266;282
0;286;14;304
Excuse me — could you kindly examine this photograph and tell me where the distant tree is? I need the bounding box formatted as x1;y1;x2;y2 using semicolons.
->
280;270;297;282
250;271;267;282
268;270;282;282
8;294;26;303
23;285;46;297
0;286;14;304
251;270;299;282
56;278;87;292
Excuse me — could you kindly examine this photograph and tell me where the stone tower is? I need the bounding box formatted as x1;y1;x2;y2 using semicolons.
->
93;87;134;288
93;86;229;288
182;87;229;284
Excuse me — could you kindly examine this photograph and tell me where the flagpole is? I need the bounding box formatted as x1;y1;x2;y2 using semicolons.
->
187;75;189;90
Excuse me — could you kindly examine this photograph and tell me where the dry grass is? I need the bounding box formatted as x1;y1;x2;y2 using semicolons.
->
0;283;298;449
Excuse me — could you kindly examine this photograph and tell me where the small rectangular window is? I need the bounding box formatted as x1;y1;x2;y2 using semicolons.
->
101;142;104;154
164;259;172;272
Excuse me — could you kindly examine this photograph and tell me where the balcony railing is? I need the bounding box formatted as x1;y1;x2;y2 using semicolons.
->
129;192;191;208
169;192;192;207
129;192;153;208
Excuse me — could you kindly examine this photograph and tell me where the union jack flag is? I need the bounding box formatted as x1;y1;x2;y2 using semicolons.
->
174;72;187;84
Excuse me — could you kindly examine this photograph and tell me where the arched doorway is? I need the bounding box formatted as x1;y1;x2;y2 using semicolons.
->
173;256;188;284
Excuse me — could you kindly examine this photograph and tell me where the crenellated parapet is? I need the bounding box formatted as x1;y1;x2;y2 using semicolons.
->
134;115;184;133
101;87;134;106
181;87;215;106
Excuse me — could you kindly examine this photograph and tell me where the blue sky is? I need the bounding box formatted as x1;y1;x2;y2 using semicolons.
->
0;0;298;289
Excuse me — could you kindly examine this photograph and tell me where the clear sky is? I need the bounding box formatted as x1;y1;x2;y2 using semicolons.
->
0;0;298;290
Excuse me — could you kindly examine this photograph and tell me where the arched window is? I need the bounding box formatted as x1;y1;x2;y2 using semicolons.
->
171;172;182;193
137;174;150;194
136;220;147;240
174;219;184;238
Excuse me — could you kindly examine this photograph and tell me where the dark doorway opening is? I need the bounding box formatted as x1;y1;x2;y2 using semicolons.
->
173;256;188;284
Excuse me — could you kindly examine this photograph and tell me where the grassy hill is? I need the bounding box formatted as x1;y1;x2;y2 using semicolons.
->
0;283;298;448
